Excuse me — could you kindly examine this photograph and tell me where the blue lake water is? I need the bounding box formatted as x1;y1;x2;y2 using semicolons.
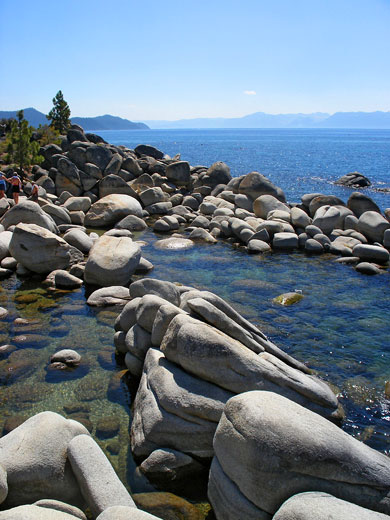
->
98;128;390;208
0;129;389;503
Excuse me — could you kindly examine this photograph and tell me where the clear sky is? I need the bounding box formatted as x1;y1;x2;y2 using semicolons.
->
0;0;389;120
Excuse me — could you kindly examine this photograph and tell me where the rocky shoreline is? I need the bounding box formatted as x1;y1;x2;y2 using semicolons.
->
0;124;389;519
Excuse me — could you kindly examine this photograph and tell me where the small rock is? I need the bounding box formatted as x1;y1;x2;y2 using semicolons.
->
273;292;304;305
54;270;83;289
96;417;120;439
154;237;194;250
51;349;81;367
355;262;381;275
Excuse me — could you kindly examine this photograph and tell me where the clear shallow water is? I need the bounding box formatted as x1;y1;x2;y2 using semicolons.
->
97;128;390;208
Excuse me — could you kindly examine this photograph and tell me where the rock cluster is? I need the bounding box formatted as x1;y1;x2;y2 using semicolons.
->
1;128;390;519
0;125;388;281
113;279;341;490
335;171;371;187
0;411;161;519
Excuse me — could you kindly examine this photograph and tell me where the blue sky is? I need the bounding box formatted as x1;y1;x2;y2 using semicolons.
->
0;0;389;120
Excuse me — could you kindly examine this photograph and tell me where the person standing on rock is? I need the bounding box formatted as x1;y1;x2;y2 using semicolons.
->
29;182;39;203
0;172;9;199
10;173;22;204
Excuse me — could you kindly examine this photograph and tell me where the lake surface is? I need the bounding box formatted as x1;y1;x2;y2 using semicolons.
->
0;128;389;504
98;128;390;207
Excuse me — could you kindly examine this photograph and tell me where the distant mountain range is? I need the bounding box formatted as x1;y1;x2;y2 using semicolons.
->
71;115;148;130
1;107;390;130
0;108;149;130
142;111;390;129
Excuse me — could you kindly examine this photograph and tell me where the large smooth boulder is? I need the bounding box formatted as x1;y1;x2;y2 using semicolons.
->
56;158;83;196
125;323;152;364
41;143;62;162
253;195;289;219
151;303;188;347
63;197;91;213
84;194;143;227
312;205;353;235
165;162;191;186
358;211;390;243
9;223;77;274
54;271;83;289
63;229;93;254
186;297;263;354
238;172;286;202
122;156;143;176
115;298;141;332
247;239;271;253
0;504;86;519
129;278;181;307
347;191;381;217
273;492;390;520
0;199;10;218
114;214;147;231
136;295;174;333
291;207;311;228
308;195;346;217
0;201;58;233
42;204;72;226
139;448;206;494
0;231;12;261
160;315;339;419
139;187;166;207
209;391;390;519
131;348;234;459
0;411;87;508
68;434;135;517
97;506;161;520
180;289;269;339
84;235;141;286
355;262;381;275
85;145;112;171
353;244;389;264
272;232;299;250
87;286;130;306
204;162;232;187
134;144;164;160
104;153;122;176
98;175;137;199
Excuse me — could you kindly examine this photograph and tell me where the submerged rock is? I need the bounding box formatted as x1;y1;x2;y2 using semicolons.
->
154;237;194;250
133;492;204;520
273;292;304;305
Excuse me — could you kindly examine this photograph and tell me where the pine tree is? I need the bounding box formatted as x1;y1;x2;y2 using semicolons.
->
47;90;71;134
6;110;42;174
